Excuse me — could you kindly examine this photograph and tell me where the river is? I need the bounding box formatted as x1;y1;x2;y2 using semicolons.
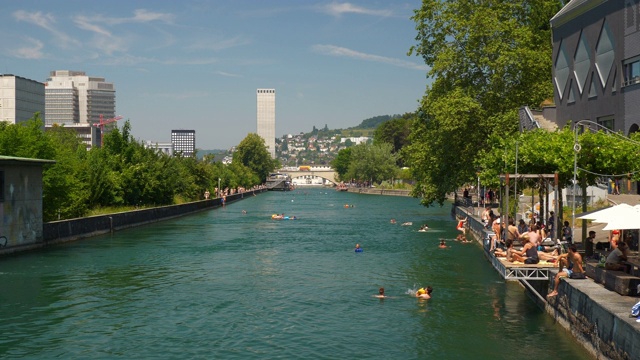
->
0;190;591;359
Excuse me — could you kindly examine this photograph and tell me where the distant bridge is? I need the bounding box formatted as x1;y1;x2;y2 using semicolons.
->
279;167;339;185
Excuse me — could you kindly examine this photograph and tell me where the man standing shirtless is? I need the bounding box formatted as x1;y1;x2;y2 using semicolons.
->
547;244;584;297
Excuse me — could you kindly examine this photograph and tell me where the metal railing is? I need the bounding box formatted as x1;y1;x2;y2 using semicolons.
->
519;106;541;132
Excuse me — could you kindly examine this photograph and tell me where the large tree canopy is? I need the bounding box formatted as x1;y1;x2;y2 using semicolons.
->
345;143;397;184
406;0;564;206
233;133;276;182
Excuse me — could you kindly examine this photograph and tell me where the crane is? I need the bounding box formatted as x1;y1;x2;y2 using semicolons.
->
93;114;123;147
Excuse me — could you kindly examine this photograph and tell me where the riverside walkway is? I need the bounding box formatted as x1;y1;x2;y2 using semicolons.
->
453;195;640;360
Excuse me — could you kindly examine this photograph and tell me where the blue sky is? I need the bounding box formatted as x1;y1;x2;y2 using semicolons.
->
1;1;430;150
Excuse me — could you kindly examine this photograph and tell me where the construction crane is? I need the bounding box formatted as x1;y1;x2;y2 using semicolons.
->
93;114;123;147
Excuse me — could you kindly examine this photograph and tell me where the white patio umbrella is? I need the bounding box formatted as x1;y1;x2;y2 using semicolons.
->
600;205;640;230
576;203;633;222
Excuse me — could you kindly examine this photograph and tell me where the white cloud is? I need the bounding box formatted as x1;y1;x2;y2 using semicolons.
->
13;37;45;59
88;9;175;26
13;10;80;48
319;2;393;17
311;44;428;71
216;71;242;78
74;15;112;37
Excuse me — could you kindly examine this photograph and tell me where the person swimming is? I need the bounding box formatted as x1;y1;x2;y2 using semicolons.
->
419;224;429;232
374;287;386;298
439;240;447;248
416;286;433;299
355;243;363;253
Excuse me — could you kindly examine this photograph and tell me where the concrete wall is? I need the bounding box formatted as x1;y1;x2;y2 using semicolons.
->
347;188;411;197
0;163;45;247
545;275;640;360
0;189;265;255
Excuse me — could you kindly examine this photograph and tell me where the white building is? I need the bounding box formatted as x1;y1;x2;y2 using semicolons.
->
0;74;45;124
144;141;174;156
257;88;276;158
45;70;116;126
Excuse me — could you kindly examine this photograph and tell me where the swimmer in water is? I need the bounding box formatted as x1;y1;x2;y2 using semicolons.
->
355;243;363;253
439;240;447;248
416;286;433;299
374;287;386;298
242;210;247;214
390;219;396;224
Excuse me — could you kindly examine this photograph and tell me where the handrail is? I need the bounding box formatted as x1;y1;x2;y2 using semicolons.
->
519;106;541;132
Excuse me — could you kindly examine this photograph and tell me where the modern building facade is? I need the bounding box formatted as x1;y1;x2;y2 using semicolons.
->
171;130;196;157
257;88;276;158
0;75;45;124
551;1;640;134
45;70;116;126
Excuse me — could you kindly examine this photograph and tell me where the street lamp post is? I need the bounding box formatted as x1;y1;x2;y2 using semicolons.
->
218;178;221;198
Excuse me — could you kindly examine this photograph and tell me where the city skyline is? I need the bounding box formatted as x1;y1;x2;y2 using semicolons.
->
0;1;430;149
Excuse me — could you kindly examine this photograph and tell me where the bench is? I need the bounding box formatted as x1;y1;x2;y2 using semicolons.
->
585;261;599;282
603;270;640;296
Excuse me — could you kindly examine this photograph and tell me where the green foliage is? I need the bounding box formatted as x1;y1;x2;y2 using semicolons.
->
373;113;414;166
352;115;401;129
406;0;563;206
345;143;398;184
331;148;352;181
0;117;268;222
233;133;276;182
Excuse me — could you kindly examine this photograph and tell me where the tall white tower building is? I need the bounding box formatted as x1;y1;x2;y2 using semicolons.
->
256;89;276;158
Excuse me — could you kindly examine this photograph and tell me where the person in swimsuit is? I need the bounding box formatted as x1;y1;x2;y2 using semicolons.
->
547;244;584;297
355;243;363;253
439;240;447;249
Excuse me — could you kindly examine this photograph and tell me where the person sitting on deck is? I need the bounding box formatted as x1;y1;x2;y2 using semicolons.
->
517;219;528;237
605;241;630;272
514;233;539;264
547;244;584;297
506;218;520;244
495;239;526;263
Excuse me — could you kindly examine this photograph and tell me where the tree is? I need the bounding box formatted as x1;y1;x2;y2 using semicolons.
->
331;148;352;181
406;0;563;206
233;133;275;182
345;143;397;185
374;113;414;166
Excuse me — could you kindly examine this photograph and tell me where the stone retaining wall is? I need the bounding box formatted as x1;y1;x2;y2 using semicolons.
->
0;189;265;255
347;188;411;196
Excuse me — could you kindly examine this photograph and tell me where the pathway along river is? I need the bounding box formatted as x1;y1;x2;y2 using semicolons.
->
0;190;591;359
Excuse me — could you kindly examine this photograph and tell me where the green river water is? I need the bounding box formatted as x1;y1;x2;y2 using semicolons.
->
0;190;591;359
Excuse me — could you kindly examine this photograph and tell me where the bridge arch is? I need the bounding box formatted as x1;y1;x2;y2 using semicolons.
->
279;167;339;186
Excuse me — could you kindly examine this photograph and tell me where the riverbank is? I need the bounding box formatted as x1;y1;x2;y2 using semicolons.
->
453;204;640;360
346;187;411;196
0;189;266;256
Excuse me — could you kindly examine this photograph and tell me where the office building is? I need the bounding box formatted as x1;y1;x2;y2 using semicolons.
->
171;130;196;157
45;70;116;126
551;1;640;135
257;88;276;158
0;74;45;124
